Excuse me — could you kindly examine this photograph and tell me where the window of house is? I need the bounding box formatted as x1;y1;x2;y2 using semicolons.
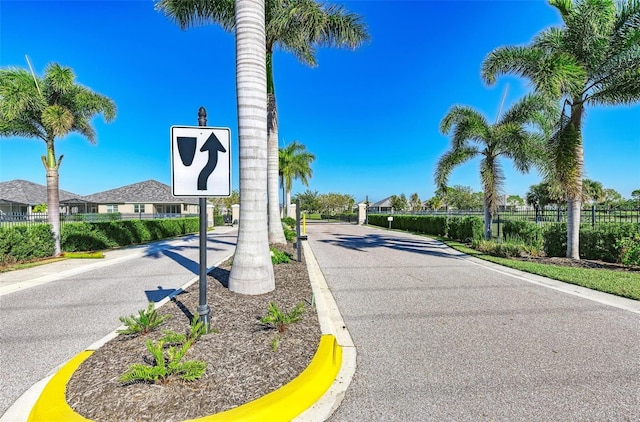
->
106;204;119;213
134;204;145;213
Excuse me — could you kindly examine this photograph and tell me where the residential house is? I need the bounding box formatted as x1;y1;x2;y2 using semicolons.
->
82;180;199;217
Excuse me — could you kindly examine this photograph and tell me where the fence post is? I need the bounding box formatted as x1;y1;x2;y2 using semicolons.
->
557;208;561;223
497;212;500;240
591;205;596;227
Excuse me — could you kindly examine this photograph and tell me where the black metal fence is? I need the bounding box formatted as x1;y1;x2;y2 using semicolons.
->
0;212;199;228
375;206;640;227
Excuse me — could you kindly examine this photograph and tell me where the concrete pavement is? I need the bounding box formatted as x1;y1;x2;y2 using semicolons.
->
305;223;640;421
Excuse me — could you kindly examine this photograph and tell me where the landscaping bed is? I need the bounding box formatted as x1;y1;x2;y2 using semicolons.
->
66;243;321;421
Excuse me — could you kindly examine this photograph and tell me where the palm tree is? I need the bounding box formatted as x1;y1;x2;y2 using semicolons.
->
279;141;315;217
436;94;555;239
157;0;369;245
482;0;640;258
0;63;116;256
228;0;275;294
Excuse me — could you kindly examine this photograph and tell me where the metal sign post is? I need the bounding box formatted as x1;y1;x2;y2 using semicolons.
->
197;107;210;330
170;108;232;331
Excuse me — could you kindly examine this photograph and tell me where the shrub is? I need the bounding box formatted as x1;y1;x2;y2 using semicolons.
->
0;225;55;264
117;303;171;336
502;220;544;249
270;247;292;264
447;216;483;242
281;216;296;227
61;222;117;252
260;302;305;333
119;338;206;384
618;234;640;267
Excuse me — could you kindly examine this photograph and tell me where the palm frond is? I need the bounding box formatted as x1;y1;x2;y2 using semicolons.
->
155;0;235;31
434;146;478;190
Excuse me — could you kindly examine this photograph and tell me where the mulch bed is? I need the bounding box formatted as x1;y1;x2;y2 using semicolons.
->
512;255;640;272
66;243;321;422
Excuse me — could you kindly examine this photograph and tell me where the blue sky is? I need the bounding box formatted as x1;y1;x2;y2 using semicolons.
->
1;0;639;203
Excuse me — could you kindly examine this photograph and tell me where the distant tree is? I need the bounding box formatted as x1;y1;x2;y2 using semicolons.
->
390;194;408;211
601;188;623;207
631;189;640;205
409;193;422;211
424;196;443;211
0;63;116;256
436;94;555;239
482;0;640;258
209;189;239;214
294;189;320;213
317;193;354;215
443;186;484;210
526;182;563;209
582;179;604;205
506;195;524;209
31;203;47;213
279;141;315;218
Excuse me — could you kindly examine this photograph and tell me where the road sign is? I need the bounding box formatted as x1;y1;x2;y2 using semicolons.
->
171;126;231;197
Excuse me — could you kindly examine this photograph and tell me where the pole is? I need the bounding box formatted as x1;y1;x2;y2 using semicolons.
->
296;199;302;262
197;107;210;330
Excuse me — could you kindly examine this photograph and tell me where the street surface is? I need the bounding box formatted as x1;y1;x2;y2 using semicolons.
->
305;223;640;421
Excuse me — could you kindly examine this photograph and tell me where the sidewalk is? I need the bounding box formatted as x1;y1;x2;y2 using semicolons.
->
305;223;640;421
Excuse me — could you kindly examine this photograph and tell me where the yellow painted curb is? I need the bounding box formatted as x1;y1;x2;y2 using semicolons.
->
28;350;93;421
29;335;342;422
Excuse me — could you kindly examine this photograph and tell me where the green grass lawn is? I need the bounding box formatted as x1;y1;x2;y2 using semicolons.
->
443;239;640;301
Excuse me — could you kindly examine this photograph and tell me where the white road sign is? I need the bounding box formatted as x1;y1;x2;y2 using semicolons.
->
171;126;231;197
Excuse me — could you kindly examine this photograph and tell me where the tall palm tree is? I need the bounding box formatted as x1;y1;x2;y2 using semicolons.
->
436;94;556;239
279;140;315;217
157;0;369;245
482;0;640;258
0;63;116;256
229;0;275;294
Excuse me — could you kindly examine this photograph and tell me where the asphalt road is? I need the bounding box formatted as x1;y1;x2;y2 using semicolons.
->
0;228;237;416
305;223;640;421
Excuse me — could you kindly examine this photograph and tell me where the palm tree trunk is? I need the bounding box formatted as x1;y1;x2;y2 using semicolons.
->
286;190;292;217
46;166;61;256
228;0;275;295
267;78;286;244
566;106;584;260
484;206;492;240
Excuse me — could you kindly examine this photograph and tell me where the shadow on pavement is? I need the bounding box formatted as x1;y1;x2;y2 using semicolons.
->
319;232;465;259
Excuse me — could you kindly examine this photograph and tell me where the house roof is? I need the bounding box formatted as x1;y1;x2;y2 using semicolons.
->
0;179;81;205
83;180;198;204
370;196;393;208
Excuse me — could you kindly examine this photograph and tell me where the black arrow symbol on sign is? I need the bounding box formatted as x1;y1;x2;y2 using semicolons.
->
198;132;227;191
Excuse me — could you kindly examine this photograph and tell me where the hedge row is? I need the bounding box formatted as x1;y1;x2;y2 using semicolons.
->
0;225;55;265
369;214;640;264
367;214;483;242
0;218;200;264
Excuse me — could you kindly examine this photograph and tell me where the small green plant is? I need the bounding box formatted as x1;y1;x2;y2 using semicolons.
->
270;334;280;351
270;247;292;264
117;303;171;336
260;302;305;333
281;217;296;227
161;316;210;345
119;338;206;384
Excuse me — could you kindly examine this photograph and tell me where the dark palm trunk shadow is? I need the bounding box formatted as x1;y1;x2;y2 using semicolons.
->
208;266;230;288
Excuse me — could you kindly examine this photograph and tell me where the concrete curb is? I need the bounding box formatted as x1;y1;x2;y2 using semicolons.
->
4;239;355;422
27;336;342;422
